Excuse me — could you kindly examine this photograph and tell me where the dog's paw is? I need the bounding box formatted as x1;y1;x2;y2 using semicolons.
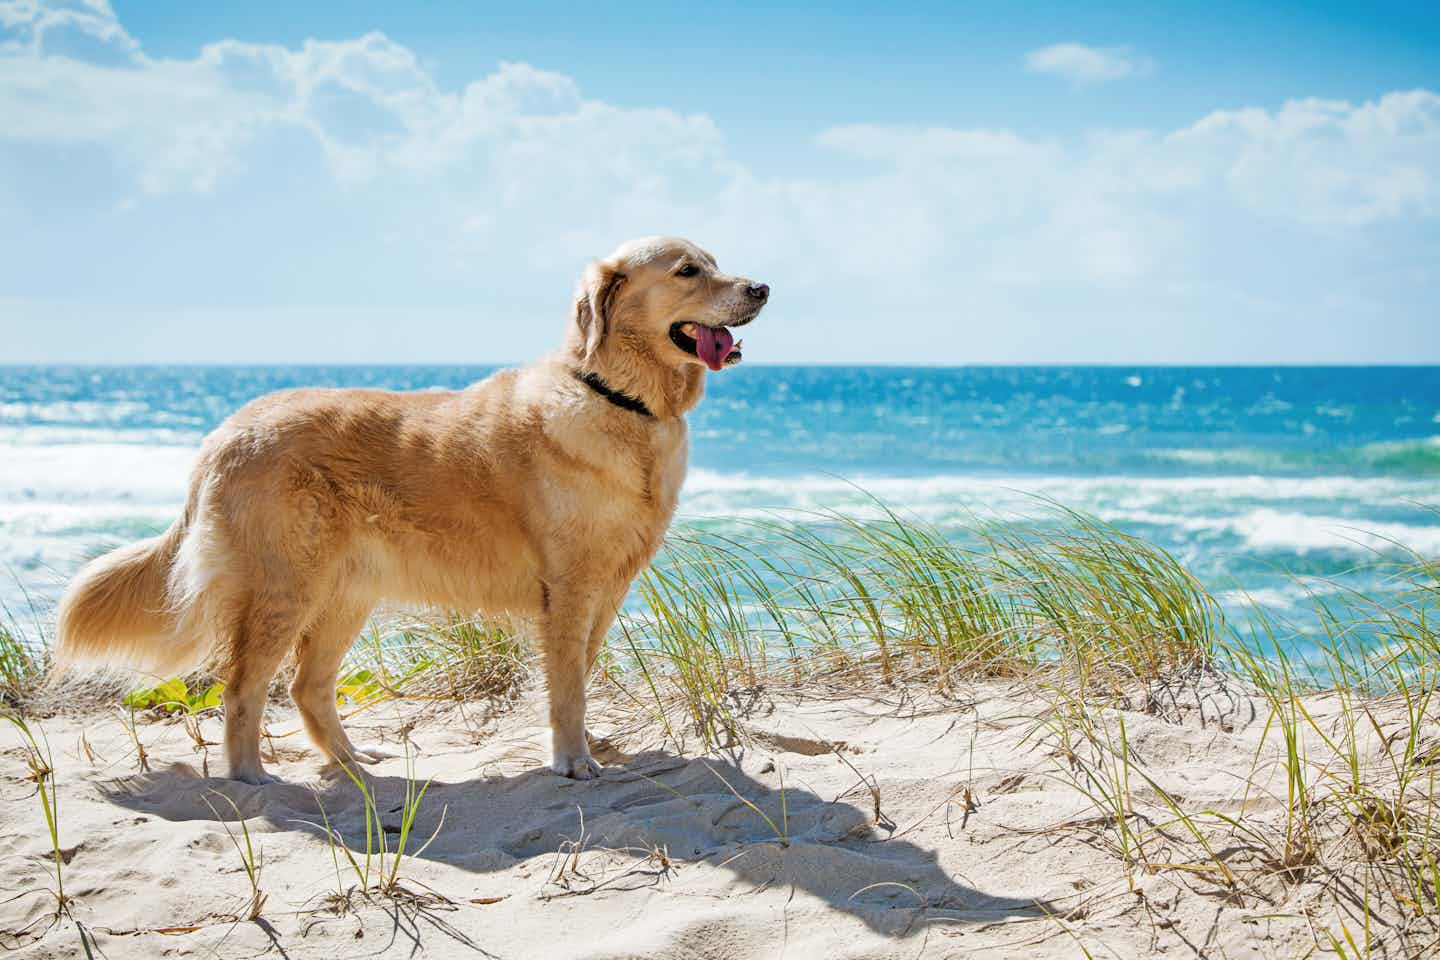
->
551;750;603;780
228;767;281;786
351;746;395;765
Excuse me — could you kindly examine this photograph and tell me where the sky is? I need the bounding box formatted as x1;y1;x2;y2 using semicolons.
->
1;0;1438;364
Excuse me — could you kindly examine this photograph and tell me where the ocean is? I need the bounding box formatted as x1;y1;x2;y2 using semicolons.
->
3;365;1438;647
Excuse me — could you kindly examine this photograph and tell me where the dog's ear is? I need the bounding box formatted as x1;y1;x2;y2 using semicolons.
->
574;261;626;365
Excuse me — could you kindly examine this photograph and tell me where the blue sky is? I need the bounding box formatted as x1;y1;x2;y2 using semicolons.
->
1;1;1438;363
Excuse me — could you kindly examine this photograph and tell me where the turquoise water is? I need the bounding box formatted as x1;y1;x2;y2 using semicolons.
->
2;365;1438;641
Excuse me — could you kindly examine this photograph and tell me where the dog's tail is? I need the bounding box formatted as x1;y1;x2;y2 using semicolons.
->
53;518;206;678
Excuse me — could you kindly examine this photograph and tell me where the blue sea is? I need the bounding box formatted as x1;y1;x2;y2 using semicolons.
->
2;365;1438;645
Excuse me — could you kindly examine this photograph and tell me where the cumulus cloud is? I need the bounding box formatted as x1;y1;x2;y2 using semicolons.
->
1024;42;1154;87
0;0;137;57
1;5;1429;231
0;1;1437;362
1175;91;1440;225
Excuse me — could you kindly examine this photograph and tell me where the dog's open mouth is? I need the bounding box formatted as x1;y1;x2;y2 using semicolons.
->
669;322;745;371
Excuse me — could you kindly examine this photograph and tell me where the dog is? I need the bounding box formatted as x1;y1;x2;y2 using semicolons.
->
54;236;768;783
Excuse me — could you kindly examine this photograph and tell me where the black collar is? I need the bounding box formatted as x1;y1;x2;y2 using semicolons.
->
572;369;653;418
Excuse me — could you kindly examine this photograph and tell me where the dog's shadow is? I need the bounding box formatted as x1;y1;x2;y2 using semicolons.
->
99;747;1049;937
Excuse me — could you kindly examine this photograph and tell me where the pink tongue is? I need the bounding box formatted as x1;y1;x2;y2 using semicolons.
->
694;325;735;372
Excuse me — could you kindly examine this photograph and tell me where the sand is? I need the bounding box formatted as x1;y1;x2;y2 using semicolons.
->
0;674;1423;958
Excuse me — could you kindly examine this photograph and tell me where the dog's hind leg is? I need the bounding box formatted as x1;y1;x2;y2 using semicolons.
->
222;589;309;785
291;602;381;767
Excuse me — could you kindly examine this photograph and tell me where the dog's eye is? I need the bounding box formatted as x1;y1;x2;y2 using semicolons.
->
675;264;699;278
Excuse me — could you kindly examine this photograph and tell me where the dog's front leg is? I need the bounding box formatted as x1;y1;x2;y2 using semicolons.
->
540;601;602;779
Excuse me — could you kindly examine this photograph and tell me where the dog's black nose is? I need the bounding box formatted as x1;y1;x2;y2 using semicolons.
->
746;283;770;302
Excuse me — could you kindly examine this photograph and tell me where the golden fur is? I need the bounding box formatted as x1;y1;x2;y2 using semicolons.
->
54;237;768;783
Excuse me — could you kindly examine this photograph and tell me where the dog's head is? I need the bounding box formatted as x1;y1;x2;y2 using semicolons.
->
572;236;768;372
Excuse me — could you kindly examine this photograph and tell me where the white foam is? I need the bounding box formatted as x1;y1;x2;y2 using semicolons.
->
681;471;1440;554
1232;509;1440;555
682;469;1435;508
0;442;196;503
1214;587;1301;611
0;400;150;424
0;425;204;446
0;501;178;533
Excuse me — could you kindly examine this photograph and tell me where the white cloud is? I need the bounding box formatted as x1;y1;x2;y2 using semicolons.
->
0;1;1437;363
1024;43;1153;87
1174;91;1440;225
0;0;136;57
2;6;1428;231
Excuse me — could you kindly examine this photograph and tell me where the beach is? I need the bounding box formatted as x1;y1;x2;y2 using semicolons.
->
4;668;1431;959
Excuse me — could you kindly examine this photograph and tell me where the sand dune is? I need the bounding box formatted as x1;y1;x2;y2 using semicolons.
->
0;676;1423;958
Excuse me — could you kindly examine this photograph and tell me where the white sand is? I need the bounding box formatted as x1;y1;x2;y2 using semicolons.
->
0;676;1418;958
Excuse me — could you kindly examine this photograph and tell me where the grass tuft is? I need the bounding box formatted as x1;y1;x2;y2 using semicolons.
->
607;502;1221;749
0;613;48;710
348;612;529;709
1;711;68;915
204;791;267;920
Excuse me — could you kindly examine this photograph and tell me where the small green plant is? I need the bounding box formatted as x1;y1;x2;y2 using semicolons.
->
1225;615;1322;879
335;667;387;708
1035;695;1146;887
183;714;219;777
123;676;224;714
704;761;789;847
2;711;67;914
0;615;46;707
204;791;266;920
307;735;446;900
1321;874;1375;958
118;704;150;772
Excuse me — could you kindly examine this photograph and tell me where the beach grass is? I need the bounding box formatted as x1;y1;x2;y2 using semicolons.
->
0;612;47;710
0;710;68;917
302;733;447;907
602;503;1223;750
204;790;267;920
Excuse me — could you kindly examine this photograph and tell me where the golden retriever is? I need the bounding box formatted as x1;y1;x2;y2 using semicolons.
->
54;236;768;783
